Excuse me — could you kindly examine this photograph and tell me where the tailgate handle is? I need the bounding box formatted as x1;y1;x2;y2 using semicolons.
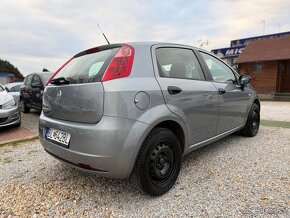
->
218;88;226;95
168;86;182;95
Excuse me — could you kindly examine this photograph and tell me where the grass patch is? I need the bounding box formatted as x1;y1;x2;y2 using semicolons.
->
261;120;290;129
0;136;39;148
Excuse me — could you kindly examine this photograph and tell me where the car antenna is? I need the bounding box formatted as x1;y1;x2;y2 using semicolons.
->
97;24;110;45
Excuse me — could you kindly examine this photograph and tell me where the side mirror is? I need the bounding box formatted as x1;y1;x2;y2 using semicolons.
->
239;75;251;87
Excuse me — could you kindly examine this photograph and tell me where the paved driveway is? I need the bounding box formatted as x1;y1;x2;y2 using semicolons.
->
0;110;40;144
20;110;40;135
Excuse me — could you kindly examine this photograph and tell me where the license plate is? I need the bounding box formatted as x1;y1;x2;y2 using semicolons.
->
46;128;71;146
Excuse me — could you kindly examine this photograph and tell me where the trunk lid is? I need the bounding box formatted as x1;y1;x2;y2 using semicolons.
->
43;44;121;124
43;83;104;123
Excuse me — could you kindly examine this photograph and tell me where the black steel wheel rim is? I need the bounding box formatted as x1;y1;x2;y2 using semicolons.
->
149;141;176;186
252;110;259;134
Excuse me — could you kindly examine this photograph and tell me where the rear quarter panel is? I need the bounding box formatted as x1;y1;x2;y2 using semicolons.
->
102;43;190;153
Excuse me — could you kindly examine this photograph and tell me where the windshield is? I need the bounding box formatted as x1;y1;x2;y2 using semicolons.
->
54;48;119;84
40;73;53;85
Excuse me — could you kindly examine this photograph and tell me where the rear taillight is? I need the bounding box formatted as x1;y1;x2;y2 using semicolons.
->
46;57;73;86
101;44;134;82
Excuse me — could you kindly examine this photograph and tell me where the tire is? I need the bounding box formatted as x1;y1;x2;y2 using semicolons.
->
20;99;30;113
239;103;260;137
135;127;182;196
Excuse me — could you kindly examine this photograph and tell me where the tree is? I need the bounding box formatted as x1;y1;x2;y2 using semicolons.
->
193;39;210;49
0;59;23;77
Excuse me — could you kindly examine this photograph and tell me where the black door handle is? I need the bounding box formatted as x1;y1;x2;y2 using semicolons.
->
168;86;182;95
218;88;226;95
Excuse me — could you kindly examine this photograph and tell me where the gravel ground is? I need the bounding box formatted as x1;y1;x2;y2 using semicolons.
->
0;126;289;217
261;101;290;122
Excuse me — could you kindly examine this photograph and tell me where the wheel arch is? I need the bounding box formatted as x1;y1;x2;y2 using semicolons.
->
154;120;185;154
129;117;188;177
253;98;260;111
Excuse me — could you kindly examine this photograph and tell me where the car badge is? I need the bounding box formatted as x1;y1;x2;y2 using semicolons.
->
56;90;62;99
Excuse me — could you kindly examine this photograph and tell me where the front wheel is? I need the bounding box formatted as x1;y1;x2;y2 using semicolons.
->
239;103;260;137
135;127;182;196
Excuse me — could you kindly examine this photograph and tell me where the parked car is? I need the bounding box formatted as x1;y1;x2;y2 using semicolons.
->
4;82;23;102
0;84;21;128
20;72;53;113
39;43;260;196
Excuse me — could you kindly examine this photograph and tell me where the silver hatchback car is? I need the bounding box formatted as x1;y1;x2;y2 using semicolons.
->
39;42;260;196
0;84;21;128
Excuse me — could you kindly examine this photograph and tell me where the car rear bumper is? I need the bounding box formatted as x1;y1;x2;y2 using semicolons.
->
39;113;150;178
0;107;21;127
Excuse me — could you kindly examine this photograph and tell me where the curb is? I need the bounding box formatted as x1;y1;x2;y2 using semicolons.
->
0;135;39;147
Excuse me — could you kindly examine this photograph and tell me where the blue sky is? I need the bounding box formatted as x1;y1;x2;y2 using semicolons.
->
1;0;290;75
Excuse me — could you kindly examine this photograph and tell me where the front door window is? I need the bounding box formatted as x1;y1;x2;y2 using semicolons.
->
200;52;237;84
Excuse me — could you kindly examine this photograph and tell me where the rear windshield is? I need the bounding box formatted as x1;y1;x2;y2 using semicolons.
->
54;48;119;84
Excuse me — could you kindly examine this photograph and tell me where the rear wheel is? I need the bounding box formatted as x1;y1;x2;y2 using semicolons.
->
135;127;182;196
20;99;30;113
239;103;260;137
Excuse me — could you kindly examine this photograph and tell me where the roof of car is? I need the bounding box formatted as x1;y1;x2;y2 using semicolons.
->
81;42;200;49
73;42;202;59
25;72;53;77
127;42;200;49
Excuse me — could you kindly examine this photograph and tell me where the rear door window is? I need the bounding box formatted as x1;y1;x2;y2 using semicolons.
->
156;48;205;80
55;47;119;84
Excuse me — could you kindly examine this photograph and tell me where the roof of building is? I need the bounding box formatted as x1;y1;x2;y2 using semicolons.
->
236;35;290;63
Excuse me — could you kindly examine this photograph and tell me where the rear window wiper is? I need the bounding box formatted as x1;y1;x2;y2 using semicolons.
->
50;77;70;85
